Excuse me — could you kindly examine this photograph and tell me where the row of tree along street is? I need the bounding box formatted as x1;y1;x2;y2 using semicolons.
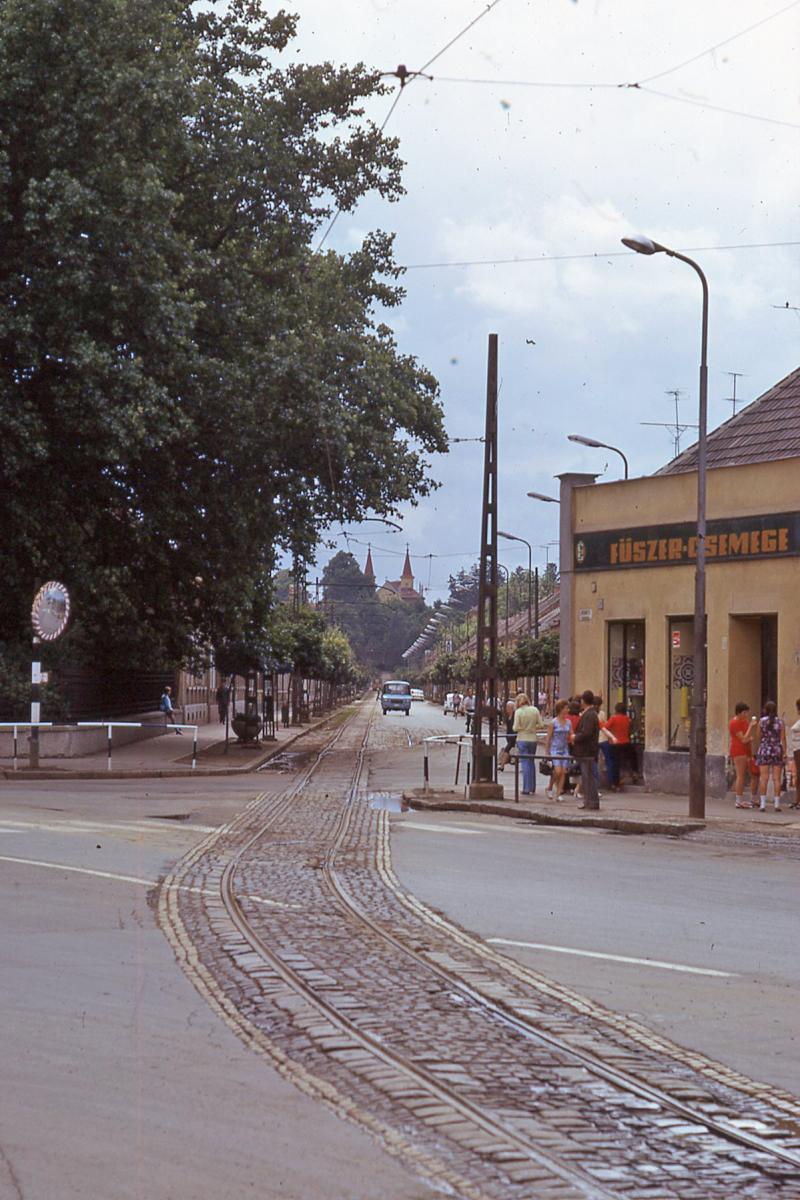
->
0;0;446;714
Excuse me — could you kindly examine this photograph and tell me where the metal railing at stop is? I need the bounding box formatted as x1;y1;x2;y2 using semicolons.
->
76;721;199;770
0;723;54;772
421;735;522;802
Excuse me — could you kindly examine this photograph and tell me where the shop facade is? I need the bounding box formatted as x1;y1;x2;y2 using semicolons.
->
556;368;800;795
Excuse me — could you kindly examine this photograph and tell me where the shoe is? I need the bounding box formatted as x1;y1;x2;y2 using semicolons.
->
176;730;183;736
545;788;554;799
734;800;753;809
774;802;782;812
759;801;766;812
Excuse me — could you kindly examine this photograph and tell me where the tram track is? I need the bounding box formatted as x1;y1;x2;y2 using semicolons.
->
160;700;800;1199
324;718;800;1180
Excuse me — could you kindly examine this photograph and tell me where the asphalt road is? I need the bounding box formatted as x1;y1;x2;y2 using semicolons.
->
375;701;800;1095
0;767;430;1200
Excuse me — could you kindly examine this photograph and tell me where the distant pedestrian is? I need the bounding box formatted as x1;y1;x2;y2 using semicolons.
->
538;688;548;716
452;691;462;718
754;700;786;811
728;701;758;808
543;698;571;800
216;682;230;723
789;698;800;809
513;692;542;795
498;698;517;771
571;690;599;810
160;686;182;734
595;694;613;794
604;702;631;792
463;689;475;733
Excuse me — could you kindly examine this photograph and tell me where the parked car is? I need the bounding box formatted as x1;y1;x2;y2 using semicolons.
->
410;688;425;702
381;680;412;716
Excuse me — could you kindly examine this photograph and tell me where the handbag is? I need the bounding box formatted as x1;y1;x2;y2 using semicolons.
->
538;758;553;776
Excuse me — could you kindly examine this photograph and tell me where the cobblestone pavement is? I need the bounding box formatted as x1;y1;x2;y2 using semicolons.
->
158;702;800;1200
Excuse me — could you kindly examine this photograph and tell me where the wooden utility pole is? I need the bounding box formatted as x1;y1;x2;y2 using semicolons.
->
470;334;503;799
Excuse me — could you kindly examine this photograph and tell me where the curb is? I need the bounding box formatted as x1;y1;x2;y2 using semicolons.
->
404;792;705;837
0;708;349;783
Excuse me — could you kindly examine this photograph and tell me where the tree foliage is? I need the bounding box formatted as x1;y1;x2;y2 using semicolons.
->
321;551;429;670
0;0;445;670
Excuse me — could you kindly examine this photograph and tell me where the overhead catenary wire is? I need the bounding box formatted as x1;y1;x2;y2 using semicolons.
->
315;0;506;251
403;240;800;271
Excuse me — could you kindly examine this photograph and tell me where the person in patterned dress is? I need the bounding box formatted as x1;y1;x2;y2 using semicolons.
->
753;700;787;812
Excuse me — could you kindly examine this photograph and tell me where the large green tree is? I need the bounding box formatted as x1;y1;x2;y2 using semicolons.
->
0;0;445;672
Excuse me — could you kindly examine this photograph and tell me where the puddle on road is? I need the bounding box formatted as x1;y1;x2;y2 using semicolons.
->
257;751;314;773
369;793;409;813
147;812;193;822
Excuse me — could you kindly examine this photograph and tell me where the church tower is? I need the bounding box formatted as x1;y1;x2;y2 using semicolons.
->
400;546;414;591
363;545;376;587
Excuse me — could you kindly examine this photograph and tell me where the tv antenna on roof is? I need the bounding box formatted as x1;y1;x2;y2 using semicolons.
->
640;388;699;459
724;371;746;418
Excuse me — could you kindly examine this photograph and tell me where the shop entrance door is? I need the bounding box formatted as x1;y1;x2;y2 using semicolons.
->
728;615;778;716
608;621;645;750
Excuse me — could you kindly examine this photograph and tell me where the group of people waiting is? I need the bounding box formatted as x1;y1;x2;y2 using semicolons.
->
729;698;800;811
498;690;632;811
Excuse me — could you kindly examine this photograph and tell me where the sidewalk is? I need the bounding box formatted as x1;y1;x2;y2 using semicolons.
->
405;740;800;839
0;712;340;781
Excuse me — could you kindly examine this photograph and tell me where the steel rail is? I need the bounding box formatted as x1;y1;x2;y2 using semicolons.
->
322;734;800;1177
219;707;617;1200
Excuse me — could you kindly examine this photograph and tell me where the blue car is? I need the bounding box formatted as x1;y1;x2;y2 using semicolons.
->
381;680;412;716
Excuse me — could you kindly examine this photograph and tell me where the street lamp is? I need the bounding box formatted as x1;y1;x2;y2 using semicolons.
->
498;531;533;633
497;563;510;644
622;233;709;819
526;491;560;504
567;433;629;480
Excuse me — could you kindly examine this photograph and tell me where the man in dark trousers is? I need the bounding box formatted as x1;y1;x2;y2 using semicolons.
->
572;689;600;810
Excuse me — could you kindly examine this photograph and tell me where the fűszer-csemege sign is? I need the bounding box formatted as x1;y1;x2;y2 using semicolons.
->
573;511;800;572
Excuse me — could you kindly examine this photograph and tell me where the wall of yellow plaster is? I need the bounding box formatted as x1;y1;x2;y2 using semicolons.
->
568;456;800;757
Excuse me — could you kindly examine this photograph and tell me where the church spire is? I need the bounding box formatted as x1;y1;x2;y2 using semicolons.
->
363;544;376;583
401;545;413;584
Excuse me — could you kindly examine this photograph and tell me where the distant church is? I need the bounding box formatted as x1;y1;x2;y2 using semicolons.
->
364;545;423;603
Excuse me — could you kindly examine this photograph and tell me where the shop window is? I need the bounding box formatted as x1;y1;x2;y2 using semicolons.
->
607;621;645;745
668;617;694;749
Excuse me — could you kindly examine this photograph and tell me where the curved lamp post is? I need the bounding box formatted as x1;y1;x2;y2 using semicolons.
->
567;433;629;480
621;234;709;819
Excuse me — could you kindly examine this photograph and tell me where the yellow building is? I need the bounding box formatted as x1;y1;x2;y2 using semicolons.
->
557;367;800;795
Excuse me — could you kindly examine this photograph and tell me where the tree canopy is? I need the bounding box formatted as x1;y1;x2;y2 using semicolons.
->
0;0;445;670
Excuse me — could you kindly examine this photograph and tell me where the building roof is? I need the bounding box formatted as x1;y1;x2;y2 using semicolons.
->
656;366;800;476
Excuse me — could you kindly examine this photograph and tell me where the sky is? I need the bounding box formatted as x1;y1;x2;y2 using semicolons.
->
285;0;800;603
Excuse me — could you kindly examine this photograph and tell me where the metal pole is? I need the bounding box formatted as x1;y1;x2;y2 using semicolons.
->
514;751;520;803
13;725;18;772
423;744;430;791
192;727;197;770
30;637;41;770
666;252;709;820
533;566;540;706
455;739;462;785
107;724;112;772
472;333;500;791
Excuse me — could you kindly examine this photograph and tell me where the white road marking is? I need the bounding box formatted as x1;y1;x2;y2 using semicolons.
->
401;818;600;837
0;817;216;836
487;937;736;977
402;822;483;836
0;854;299;909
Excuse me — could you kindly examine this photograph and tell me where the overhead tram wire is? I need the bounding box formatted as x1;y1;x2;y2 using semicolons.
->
315;0;506;252
403;240;800;271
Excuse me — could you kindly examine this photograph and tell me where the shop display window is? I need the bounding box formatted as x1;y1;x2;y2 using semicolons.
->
607;621;645;743
668;617;694;750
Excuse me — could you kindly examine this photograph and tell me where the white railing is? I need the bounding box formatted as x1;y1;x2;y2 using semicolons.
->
0;721;198;772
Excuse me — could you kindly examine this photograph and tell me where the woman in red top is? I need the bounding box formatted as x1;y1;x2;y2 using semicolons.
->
604;702;630;791
729;701;758;808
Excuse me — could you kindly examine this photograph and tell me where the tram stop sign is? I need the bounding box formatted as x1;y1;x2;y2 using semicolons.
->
31;580;71;642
